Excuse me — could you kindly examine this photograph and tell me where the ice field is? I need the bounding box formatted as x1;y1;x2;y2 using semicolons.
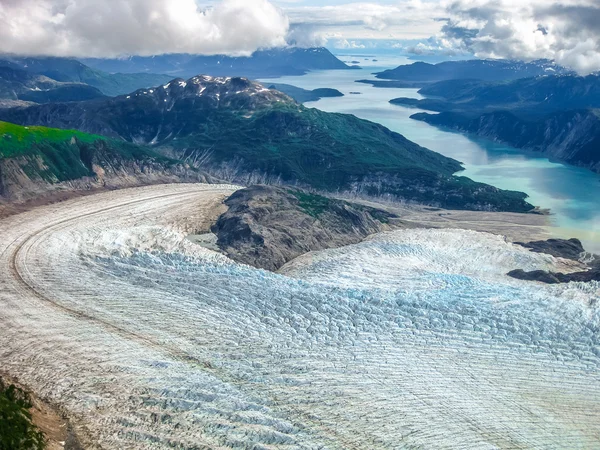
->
0;184;599;449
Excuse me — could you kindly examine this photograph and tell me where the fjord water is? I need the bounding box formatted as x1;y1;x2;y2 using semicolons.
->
261;58;600;253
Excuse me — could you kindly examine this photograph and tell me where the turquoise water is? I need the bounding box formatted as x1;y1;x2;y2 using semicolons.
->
260;62;600;253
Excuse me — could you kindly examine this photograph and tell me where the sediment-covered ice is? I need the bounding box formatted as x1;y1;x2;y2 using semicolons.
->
0;184;598;449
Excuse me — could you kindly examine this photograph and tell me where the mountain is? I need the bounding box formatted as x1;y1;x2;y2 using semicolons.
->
0;75;533;212
0;66;104;104
390;75;600;117
0;121;210;201
411;109;600;173
375;59;571;83
0;56;173;97
82;47;358;78
212;185;395;271
266;83;343;103
388;74;600;172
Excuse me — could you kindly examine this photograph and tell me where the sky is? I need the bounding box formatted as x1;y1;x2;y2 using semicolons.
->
0;0;599;74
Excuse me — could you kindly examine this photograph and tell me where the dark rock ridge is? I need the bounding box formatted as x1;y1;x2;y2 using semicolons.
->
0;76;534;213
508;238;600;284
508;268;600;284
515;238;586;260
212;185;396;271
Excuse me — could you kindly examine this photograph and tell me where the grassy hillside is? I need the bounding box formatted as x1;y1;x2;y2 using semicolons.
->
0;381;45;450
1;121;101;158
0;121;179;188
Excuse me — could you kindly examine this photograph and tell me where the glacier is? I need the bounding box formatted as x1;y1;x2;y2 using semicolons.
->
0;184;598;449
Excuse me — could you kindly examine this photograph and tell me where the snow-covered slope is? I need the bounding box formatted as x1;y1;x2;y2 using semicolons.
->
0;184;598;449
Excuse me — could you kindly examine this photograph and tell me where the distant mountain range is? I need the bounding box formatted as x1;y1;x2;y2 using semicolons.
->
82;48;359;78
0;75;532;212
375;59;572;83
0;56;173;97
0;66;105;104
0;48;357;104
390;75;600;117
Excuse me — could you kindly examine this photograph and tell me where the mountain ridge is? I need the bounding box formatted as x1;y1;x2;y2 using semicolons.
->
411;109;600;173
82;47;358;78
0;75;534;212
375;59;572;83
0;56;174;97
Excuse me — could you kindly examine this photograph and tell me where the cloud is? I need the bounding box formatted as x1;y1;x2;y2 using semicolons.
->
441;0;600;74
283;1;440;40
286;24;328;47
404;36;470;57
333;39;366;49
0;0;289;57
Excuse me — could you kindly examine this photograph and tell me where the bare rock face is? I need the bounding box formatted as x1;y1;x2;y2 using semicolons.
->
0;138;215;203
514;238;586;261
508;238;600;283
212;185;396;271
508;268;600;284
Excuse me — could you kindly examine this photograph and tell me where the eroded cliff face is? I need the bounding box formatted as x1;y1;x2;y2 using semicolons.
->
542;111;600;172
0;138;213;203
508;238;600;283
412;109;600;173
212;185;397;271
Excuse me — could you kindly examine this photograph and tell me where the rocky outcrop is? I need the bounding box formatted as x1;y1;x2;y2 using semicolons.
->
212;185;397;271
508;238;600;284
514;238;586;260
508;268;600;284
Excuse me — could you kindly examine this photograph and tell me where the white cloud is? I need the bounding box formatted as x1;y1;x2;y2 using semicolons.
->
0;0;289;57
442;0;600;74
283;1;440;40
286;24;328;47
333;39;366;49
